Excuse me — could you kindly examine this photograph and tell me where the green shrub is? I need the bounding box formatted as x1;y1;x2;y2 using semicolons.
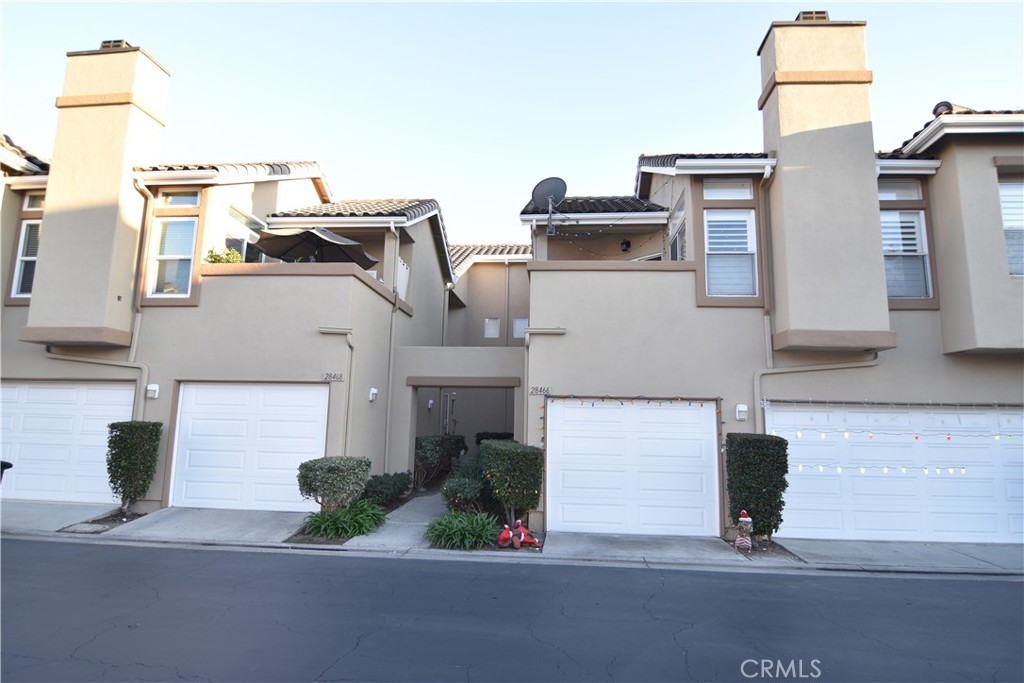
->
440;476;483;513
302;499;386;538
413;434;466;489
725;433;789;538
474;431;514;446
480;440;543;526
426;510;500;550
453;457;483;480
206;248;243;263
359;471;412;506
106;421;163;515
297;456;371;511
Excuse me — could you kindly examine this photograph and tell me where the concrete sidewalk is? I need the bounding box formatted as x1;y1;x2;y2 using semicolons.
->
3;496;1021;575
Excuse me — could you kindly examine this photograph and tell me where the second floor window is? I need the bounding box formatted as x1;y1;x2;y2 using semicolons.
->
12;220;41;297
150;218;197;295
1000;179;1023;276
879;179;931;299
704;209;757;296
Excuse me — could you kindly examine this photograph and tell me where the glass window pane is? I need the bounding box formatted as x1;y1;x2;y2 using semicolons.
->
707;253;756;295
24;193;45;210
703;179;753;200
999;181;1023;230
484;318;500;338
17;261;36;295
1005;229;1023;276
885;255;929;297
161;191;199;206
21;223;40;257
880;211;924;254
512;318;528;338
878;179;922;201
156;259;192;294
158;220;196;256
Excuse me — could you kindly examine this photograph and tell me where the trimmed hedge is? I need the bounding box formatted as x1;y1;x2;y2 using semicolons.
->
474;431;514;446
297;456;371;511
359;471;412;506
480;439;543;526
414;434;466;489
106;421;163;514
725;433;789;538
440;476;483;513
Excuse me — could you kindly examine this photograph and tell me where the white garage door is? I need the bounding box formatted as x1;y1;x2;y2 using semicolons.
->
546;398;720;536
766;403;1024;543
171;383;328;511
0;382;133;503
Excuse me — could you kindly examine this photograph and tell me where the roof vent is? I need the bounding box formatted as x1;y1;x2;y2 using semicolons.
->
795;10;829;21
99;39;132;50
932;101;954;117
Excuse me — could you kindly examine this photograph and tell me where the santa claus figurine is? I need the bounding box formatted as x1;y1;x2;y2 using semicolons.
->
513;519;542;548
497;524;513;548
734;510;754;553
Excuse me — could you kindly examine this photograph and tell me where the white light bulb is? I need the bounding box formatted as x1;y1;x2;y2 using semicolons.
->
860;467;866;474
796;431;803;439
883;467;889;474
820;432;826;440
900;466;907;474
923;468;929;475
994;434;1001;441
798;464;804;472
960;467;966;475
836;466;843;474
947;468;954;475
818;465;824;472
935;468;941;475
843;431;850;439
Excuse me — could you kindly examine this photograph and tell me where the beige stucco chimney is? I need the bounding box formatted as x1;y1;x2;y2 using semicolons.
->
758;12;896;352
20;41;169;347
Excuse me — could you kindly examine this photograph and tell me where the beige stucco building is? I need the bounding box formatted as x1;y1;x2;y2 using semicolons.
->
3;14;1022;543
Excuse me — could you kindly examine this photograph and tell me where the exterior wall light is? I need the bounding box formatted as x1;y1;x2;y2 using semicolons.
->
620;239;631;253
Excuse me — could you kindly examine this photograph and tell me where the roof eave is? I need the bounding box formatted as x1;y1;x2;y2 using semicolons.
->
876;159;942;175
520;211;670;226
4;175;49;190
899;114;1024;156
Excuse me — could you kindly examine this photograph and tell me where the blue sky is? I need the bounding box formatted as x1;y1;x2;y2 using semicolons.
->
2;1;1022;244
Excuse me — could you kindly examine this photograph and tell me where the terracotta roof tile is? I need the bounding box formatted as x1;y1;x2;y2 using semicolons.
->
135;161;323;176
1;134;50;175
637;152;770;168
449;243;532;275
891;105;1024;155
272;199;439;221
521;196;666;215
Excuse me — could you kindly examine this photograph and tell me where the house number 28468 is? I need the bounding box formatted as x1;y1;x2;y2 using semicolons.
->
323;372;345;382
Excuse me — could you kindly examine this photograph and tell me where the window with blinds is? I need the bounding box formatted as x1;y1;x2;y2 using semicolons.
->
880;210;930;298
878;179;931;299
704;209;757;296
150;218;197;295
1000;179;1023;276
13;220;41;297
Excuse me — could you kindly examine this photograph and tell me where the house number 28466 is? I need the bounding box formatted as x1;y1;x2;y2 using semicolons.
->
530;386;550;395
323;372;345;382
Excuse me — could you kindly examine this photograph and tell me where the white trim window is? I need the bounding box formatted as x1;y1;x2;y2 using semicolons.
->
512;317;528;339
880;210;931;298
484;317;500;339
704;209;757;296
158;190;200;207
23;191;45;210
12;220;42;297
149;217;197;295
1000;179;1023;275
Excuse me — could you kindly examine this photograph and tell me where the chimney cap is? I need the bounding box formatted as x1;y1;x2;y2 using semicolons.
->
100;39;133;50
795;10;830;21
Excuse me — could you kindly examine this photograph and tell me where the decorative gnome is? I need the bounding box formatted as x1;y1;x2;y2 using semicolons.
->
512;519;542;548
734;510;754;553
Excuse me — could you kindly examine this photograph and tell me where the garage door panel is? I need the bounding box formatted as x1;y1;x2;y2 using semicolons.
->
261;387;327;410
17;443;73;464
182;480;244;504
254;449;312;472
186;448;246;470
24;386;79;405
636;471;706;495
636;435;705;462
258;418;322;439
559;435;627;460
559;502;628;528
22;413;76;434
783;507;844;532
556;467;627;494
253;482;305;504
73;474;116;497
189;418;249;438
768;404;1023;543
636;504;707;533
15;472;69;496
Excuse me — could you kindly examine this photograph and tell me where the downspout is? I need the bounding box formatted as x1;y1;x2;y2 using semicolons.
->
382;222;400;472
45;348;150;421
753;353;881;434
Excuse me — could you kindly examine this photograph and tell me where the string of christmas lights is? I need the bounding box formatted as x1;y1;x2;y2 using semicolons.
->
770;428;1020;442
789;463;970;475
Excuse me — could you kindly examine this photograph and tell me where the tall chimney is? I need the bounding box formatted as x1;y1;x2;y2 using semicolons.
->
21;41;169;347
758;13;896;352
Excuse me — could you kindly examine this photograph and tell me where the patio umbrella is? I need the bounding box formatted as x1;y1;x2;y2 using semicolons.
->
255;228;379;269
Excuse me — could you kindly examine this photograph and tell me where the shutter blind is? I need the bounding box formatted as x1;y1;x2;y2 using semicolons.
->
1000;181;1023;275
880;210;929;297
705;209;756;296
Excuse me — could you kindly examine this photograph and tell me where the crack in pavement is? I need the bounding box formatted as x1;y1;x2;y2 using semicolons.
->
640;569;667;622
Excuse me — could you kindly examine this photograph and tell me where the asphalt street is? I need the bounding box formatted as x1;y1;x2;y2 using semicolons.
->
2;539;1021;683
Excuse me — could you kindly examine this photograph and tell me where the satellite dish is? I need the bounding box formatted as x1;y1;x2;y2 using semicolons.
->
531;177;567;237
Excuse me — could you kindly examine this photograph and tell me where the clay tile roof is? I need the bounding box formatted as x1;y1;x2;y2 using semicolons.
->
449;244;532;275
134;161;323;176
637;152;771;168
520;196;666;215
271;199;439;221
891;104;1024;155
1;134;50;175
